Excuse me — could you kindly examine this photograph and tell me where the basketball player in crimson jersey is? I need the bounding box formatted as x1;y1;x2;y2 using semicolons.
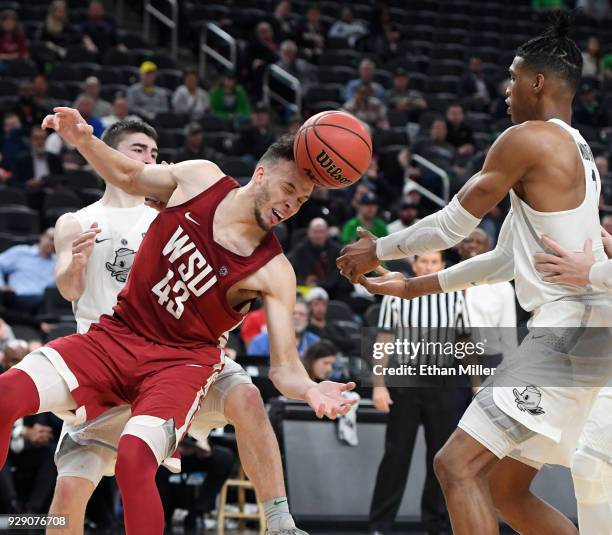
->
0;107;356;535
49;120;308;534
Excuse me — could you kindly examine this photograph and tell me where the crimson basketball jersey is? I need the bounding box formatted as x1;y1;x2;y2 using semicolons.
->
111;176;281;349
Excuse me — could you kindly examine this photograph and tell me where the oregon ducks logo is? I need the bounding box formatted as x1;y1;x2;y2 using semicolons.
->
315;150;352;185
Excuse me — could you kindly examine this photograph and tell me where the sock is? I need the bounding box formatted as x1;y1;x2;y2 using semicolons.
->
263;497;295;530
0;368;40;467
115;435;164;535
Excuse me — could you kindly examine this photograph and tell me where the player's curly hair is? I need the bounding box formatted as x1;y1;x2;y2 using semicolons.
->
258;133;295;165
102;119;158;149
516;10;582;92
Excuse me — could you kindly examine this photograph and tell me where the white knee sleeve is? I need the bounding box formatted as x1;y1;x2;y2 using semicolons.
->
572;448;612;535
121;416;176;466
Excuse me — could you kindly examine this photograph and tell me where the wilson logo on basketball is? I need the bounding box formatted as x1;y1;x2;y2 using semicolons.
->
315;150;352;185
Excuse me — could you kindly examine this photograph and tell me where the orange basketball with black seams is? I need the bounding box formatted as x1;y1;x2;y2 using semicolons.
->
294;110;372;189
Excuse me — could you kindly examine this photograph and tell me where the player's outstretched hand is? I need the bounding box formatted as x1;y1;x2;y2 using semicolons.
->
358;266;409;298
72;222;101;269
305;380;358;420
534;235;594;286
337;227;380;283
42;107;94;148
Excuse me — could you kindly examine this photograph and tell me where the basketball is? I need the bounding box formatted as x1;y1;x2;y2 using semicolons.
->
294;110;373;189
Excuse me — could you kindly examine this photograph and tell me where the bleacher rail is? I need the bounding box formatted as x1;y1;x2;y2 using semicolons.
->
410;153;450;207
143;0;178;59
263;64;302;117
199;22;237;78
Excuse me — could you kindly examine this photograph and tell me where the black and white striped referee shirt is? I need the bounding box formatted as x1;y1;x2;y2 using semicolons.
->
377;291;471;369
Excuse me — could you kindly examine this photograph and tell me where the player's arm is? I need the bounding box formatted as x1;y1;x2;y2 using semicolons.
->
42;107;222;203
54;213;100;301
534;227;612;289
259;255;357;419
359;212;516;299
337;124;538;280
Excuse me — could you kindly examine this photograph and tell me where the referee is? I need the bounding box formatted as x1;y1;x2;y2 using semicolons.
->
368;251;470;535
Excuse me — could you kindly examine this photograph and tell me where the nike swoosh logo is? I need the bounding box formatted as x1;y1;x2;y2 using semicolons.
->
185;212;200;226
95;238;110;243
273;499;287;506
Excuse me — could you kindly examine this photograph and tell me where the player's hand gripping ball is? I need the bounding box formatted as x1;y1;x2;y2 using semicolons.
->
294;110;372;189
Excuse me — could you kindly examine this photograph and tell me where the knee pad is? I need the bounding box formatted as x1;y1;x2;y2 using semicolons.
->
121;415;176;466
572;448;612;505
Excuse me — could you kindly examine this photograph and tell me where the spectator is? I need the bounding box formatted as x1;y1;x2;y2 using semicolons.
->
248;298;320;356
459;228;517;370
303;339;337;382
0;9;28;60
286;114;302;135
490;79;511;119
297;4;326;60
306;286;329;332
13;82;47;132
386;68;427;120
445;103;475;158
581;36;601;79
576;0;610;19
0;113;27;175
411;118;455;169
361;156;396;207
0;228;56;315
172;67;210;120
343;82;389;131
101;94;139;128
209;71;250;119
247;21;278;98
76;77;113;118
233;102;275;163
12;126;63;189
461;56;493;105
74;95;105;138
240;306;267;348
602;214;612;235
270;0;295;42
175;123;217;163
342;192;388;244
127;61;169;122
275;40;316;90
388;199;419;233
0;318;15;365
602;52;612;79
79;0;118;56
328;7;368;49
6;391;59;514
37;0;80;58
573;80;607;127
374;23;402;60
32;75;55;114
288;218;340;286
596;155;612;204
157;436;235;529
343;59;386;102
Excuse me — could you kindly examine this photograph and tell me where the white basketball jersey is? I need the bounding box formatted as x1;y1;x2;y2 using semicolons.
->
509;118;607;312
72;201;158;333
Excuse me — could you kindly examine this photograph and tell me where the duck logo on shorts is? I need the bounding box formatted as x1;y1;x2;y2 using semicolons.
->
513;386;545;415
106;247;136;283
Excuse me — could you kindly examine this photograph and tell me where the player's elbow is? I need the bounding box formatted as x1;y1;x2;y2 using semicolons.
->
57;284;81;302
